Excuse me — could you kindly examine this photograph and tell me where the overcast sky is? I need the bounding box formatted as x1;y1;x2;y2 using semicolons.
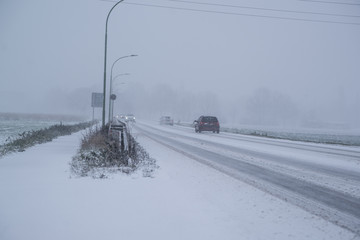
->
1;0;360;129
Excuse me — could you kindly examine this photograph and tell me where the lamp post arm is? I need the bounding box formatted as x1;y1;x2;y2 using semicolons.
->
110;56;132;89
102;0;124;127
113;73;130;82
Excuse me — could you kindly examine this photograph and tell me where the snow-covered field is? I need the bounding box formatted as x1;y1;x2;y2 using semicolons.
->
0;120;55;145
0;125;358;240
0;119;80;145
178;122;360;146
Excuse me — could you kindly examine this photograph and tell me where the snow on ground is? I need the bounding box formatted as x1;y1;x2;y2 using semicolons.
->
0;128;357;240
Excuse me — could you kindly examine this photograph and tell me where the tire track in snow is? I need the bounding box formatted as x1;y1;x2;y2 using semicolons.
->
134;123;360;235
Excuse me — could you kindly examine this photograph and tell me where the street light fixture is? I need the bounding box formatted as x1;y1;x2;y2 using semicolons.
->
108;54;137;122
113;73;130;82
108;72;130;122
102;0;124;127
110;82;126;121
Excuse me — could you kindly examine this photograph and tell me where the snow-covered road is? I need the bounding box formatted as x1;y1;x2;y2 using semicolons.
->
133;121;360;234
0;124;359;239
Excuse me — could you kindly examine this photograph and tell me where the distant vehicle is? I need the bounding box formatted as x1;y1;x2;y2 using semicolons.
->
194;116;220;133
160;116;174;126
117;114;126;121
125;114;136;122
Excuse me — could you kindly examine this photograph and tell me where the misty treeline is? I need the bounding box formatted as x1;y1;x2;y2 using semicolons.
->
48;82;358;130
115;84;336;128
0;112;86;122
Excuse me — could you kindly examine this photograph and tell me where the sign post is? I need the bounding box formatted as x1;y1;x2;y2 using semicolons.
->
110;94;117;121
91;93;103;122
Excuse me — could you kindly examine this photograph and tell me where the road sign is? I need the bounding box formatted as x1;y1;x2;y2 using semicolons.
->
91;92;103;108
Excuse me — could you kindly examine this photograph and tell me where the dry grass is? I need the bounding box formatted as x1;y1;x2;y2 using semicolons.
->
70;125;158;179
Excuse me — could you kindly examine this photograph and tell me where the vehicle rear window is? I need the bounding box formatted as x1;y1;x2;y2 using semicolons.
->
202;116;218;122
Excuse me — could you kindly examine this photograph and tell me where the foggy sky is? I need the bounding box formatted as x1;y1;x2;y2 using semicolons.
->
1;0;360;130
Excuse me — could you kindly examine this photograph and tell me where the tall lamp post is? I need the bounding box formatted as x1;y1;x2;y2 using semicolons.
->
110;82;125;121
108;72;130;122
108;54;137;122
102;0;124;127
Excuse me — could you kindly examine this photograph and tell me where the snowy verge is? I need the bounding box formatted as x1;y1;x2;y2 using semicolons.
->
0;121;94;157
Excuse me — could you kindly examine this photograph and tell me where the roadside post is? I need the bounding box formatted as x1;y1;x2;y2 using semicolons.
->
91;92;103;122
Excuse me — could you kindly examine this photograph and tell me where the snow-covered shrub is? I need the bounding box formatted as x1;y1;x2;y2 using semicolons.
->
127;136;158;178
70;126;158;178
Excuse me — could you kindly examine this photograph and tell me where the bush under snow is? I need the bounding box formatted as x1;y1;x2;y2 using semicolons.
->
70;125;158;179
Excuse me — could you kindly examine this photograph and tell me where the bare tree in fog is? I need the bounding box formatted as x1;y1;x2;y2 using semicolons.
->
244;88;298;127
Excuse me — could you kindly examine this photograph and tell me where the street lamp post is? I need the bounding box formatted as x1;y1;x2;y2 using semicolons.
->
108;72;129;122
102;0;124;127
108;54;137;122
108;55;137;123
110;82;125;121
110;93;117;121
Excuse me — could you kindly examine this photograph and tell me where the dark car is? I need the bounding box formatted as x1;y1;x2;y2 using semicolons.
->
194;116;220;133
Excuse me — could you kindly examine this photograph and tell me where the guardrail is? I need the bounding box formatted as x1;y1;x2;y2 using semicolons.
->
108;119;134;153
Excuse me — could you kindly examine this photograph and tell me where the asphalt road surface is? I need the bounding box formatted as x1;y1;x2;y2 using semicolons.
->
133;122;360;234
